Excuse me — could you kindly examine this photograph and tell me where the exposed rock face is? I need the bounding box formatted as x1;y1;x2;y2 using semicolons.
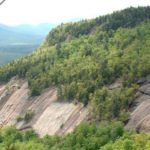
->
0;78;88;137
126;75;150;131
108;79;122;90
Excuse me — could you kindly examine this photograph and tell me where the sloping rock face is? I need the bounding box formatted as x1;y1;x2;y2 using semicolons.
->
126;75;150;131
0;78;88;137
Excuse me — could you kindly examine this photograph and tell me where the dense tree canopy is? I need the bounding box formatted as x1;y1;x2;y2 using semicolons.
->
1;122;150;150
0;6;150;122
0;6;150;150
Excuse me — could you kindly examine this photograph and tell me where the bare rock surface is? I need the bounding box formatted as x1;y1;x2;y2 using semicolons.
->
108;79;122;90
126;76;150;131
139;84;150;95
0;78;88;136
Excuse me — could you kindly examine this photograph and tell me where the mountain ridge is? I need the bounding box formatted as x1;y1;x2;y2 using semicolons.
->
0;6;150;150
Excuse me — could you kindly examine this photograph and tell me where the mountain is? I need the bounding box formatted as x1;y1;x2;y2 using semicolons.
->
11;23;57;36
0;23;57;45
0;19;82;46
1;6;150;149
0;77;88;136
0;23;58;65
0;19;81;65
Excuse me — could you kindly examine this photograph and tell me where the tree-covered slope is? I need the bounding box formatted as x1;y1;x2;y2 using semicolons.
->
1;6;150;150
44;6;150;46
0;6;150;122
1;122;150;150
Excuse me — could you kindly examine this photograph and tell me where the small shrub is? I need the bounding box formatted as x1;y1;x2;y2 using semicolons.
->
24;111;34;123
24;129;38;141
60;123;64;129
16;116;23;122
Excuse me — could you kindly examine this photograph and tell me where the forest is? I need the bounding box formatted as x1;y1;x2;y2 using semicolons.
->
0;44;38;65
0;6;150;149
1;122;150;150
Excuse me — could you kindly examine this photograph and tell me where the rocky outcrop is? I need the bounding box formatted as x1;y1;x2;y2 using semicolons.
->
0;78;88;137
126;75;150;131
108;79;122;90
4;75;150;134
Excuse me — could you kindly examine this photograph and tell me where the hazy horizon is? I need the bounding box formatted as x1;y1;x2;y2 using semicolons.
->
0;0;149;26
0;18;82;26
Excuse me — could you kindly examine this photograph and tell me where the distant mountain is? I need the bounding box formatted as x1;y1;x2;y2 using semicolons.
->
0;23;58;45
0;19;82;46
0;23;58;65
1;7;150;150
0;19;82;65
12;23;58;36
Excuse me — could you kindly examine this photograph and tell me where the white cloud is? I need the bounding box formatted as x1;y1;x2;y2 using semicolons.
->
0;0;149;25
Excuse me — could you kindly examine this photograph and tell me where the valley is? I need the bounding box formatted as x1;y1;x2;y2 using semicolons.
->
0;44;39;65
0;23;57;65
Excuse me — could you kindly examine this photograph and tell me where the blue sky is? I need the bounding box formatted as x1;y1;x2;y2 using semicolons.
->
0;0;150;25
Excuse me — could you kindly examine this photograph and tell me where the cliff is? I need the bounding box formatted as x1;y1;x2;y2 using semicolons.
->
126;75;150;131
0;78;88;137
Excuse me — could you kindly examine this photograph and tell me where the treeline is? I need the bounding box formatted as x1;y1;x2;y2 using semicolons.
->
45;6;150;46
0;7;150;121
1;122;150;150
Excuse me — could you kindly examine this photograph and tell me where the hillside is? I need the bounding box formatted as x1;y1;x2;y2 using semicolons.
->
0;6;150;150
0;77;87;137
0;6;150;118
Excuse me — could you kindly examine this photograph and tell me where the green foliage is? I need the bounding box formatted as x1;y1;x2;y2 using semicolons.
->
0;122;150;150
57;84;63;100
0;45;39;66
0;126;22;148
16;116;23;122
0;7;150;122
24;111;34;122
1;5;150;150
16;111;35;123
45;6;150;46
91;85;138;121
60;123;64;129
24;130;38;141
